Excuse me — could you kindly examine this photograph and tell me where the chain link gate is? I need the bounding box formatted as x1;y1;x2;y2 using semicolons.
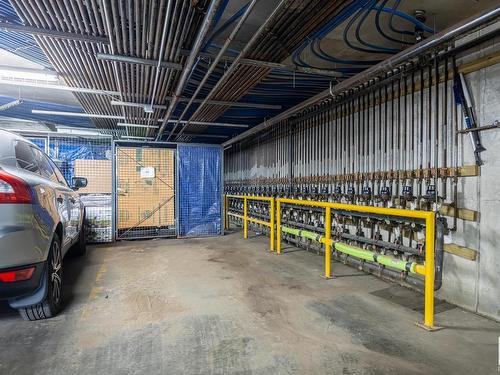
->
114;144;176;240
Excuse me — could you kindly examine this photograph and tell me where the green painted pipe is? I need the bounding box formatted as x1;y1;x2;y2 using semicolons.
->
281;225;418;274
281;226;321;242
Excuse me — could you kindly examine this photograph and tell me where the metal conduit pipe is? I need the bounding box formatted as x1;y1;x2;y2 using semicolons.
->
15;0;207;134
280;219;422;256
152;0;192;128
111;98;281;110
164;0;289;141
189;0;351;130
154;0;224;141
227;201;442;289
434;217;445;291
228;205;424;259
0;21;110;43
278;234;425;289
341;254;424;289
150;2;207;128
145;0;173;135
167;0;259;141
223;4;500;147
10;1;113;131
101;0;130;133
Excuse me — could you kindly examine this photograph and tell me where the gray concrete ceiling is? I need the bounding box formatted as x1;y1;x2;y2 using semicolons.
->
216;0;500;67
0;0;498;135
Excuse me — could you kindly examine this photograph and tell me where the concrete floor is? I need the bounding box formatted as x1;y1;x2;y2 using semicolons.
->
1;231;499;375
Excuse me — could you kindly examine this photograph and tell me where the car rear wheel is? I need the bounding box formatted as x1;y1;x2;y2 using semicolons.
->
19;234;63;321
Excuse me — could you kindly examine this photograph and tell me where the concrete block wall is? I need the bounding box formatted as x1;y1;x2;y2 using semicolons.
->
439;36;500;320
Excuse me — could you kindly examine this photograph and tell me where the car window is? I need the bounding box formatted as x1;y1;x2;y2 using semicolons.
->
31;147;58;183
15;141;39;173
48;158;69;187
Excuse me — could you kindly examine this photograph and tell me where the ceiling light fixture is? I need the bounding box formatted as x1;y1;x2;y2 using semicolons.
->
0;67;58;82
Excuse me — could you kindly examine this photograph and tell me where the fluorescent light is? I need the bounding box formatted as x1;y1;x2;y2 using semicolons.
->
0;67;58;82
32;109;123;119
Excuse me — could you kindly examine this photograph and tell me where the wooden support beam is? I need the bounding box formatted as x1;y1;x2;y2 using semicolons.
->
444;243;477;261
439;204;478;222
457;165;480;177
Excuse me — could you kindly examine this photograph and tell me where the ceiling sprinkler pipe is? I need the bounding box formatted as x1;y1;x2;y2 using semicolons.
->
155;0;225;141
223;4;500;147
169;0;259;141
145;0;173;136
172;0;289;140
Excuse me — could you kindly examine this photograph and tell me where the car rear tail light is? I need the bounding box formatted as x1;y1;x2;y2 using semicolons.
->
0;267;35;282
0;170;32;204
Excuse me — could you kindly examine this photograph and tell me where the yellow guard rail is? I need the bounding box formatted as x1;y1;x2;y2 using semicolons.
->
276;197;437;330
225;195;275;252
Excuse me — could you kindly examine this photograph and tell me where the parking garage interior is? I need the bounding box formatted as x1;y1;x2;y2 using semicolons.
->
0;1;500;374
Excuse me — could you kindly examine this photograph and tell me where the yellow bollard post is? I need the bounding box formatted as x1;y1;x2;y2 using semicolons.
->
324;206;332;278
270;199;275;252
224;195;229;230
276;200;281;255
243;197;248;239
419;212;441;330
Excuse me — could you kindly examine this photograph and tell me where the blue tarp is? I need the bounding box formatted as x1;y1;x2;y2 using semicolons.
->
48;139;110;183
178;145;222;237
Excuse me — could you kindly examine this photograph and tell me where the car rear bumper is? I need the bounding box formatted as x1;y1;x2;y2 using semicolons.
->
0;262;46;301
0;204;52;268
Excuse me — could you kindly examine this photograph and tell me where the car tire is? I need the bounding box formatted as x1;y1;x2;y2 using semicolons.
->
19;234;63;321
70;218;87;257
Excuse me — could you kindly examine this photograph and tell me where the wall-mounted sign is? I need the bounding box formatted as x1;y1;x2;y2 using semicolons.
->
140;166;155;179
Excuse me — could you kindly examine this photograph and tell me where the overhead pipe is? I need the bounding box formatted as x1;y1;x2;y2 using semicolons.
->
101;0;131;135
168;0;259;141
120;120;247;128
111;98;281;110
0;21;110;44
163;0;289;141
163;120;248;128
122;133;226;139
155;0;225;141
223;4;500;147
96;53;182;70
145;0;174;135
97;48;343;77
190;0;351;127
191;50;343;77
32;109;246;128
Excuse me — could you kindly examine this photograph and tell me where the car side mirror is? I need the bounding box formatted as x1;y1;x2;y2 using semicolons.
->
72;177;88;190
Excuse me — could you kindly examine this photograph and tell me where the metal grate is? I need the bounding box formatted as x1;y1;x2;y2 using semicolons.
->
177;144;222;237
24;133;113;243
115;145;176;240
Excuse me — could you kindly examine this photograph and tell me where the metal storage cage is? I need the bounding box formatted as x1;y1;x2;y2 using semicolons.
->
18;132;113;243
112;141;223;241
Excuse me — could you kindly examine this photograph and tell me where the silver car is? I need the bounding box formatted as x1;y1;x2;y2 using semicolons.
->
0;130;87;320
